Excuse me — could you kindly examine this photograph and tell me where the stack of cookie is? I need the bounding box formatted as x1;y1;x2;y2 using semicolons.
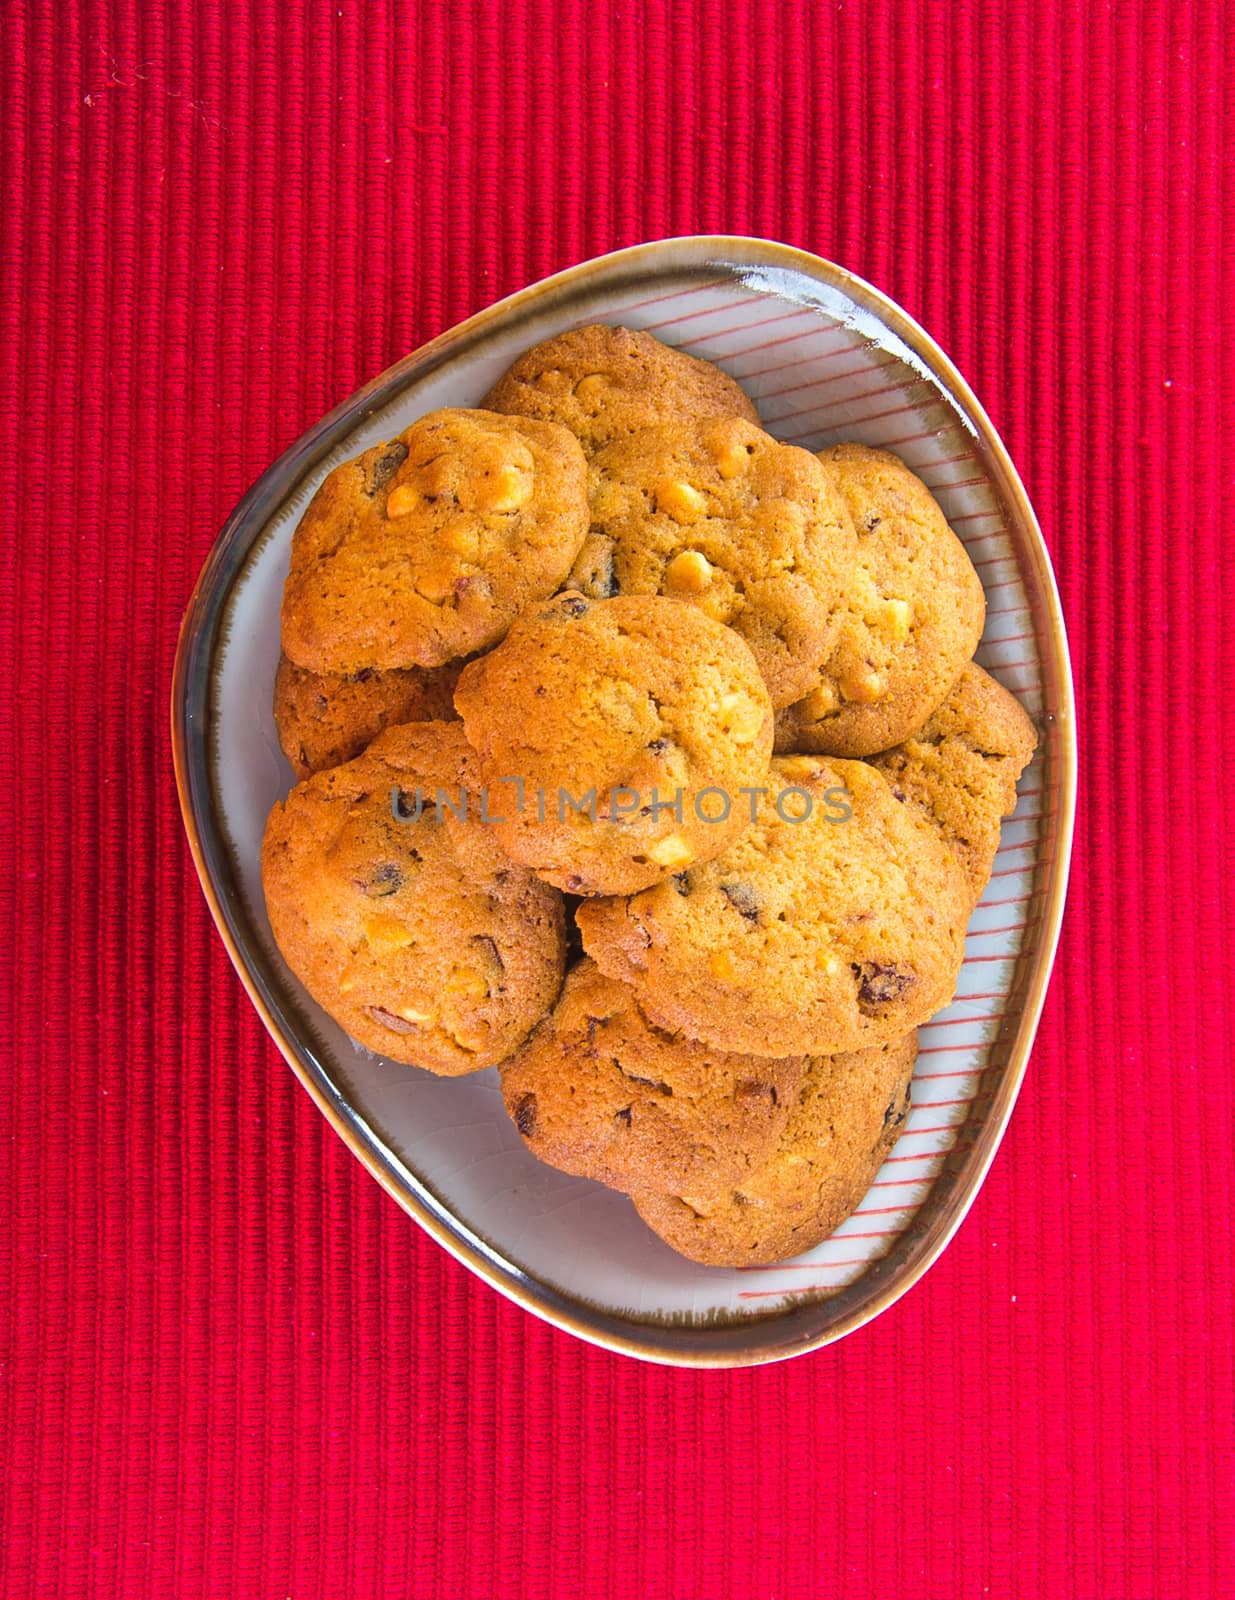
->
263;325;1037;1266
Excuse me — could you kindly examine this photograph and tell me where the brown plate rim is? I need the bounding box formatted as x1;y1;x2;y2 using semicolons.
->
171;235;1077;1367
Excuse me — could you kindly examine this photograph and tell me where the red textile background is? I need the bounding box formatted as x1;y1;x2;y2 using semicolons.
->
2;1;1233;1595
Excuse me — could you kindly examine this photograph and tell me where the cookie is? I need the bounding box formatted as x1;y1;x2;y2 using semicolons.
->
577;755;969;1057
453;592;774;897
261;721;566;1075
274;651;463;779
482;323;758;454
869;661;1038;904
500;958;807;1197
571;416;858;708
632;1032;917;1266
775;444;986;756
280;409;589;673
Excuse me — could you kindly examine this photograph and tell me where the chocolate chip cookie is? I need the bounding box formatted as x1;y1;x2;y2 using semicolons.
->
776;444;985;756
572;415;858;707
482;323;758;454
280;409;589;673
577;756;969;1056
633;1032;918;1266
453;592;775;896
500;958;807;1197
869;661;1038;904
274;652;463;779
261;721;566;1075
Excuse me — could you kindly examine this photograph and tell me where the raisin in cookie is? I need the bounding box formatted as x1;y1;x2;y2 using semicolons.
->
274;652;463;779
501;958;806;1197
776;444;985;756
261;721;566;1075
454;592;774;897
571;415;858;708
577;756;969;1057
280;410;588;673
633;1032;917;1266
869;661;1038;904
482;324;758;454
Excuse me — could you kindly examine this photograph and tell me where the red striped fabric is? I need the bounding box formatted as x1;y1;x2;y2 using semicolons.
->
2;1;1233;1596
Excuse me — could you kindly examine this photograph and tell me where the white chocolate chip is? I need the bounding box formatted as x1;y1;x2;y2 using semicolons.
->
444;969;489;1000
803;682;839;719
478;463;531;513
574;373;610;404
386;484;418;518
363;914;414;955
655;479;708;524
709;948;738;983
648;832;694;869
719;692;765;745
713;440;751;480
880;598;914;642
839;665;886;704
664;549;714;593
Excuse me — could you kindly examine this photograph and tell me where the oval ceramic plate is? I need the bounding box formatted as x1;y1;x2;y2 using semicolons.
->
173;237;1076;1367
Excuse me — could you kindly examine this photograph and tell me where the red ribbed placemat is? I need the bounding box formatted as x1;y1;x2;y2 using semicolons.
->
2;2;1232;1595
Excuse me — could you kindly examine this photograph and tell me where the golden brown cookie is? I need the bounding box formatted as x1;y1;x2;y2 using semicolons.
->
261;721;566;1075
453;592;774;897
577;756;969;1057
274;652;463;779
280;410;589;673
500;958;807;1197
869;661;1038;904
482;323;758;454
632;1032;917;1266
776;444;986;756
571;416;858;708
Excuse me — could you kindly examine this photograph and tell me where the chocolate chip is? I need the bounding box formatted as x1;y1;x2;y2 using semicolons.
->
513;1093;538;1137
720;882;761;923
577;535;618;598
864;513;882;531
471;933;504;972
626;1072;671;1095
671;872;691;897
854;962;916;1013
365;440;409;496
390;787;423;821
366;1005;418;1034
560;594;589;617
614;1107;632;1128
593;549;618;598
345;667;375;684
355;861;403;897
883;1086;910;1127
647;737;670;756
